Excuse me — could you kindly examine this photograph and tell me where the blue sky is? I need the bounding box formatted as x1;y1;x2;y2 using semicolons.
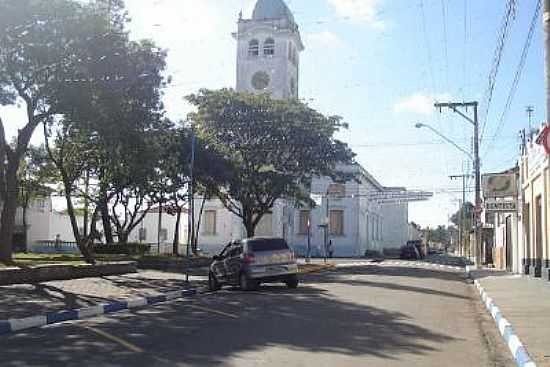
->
1;0;545;227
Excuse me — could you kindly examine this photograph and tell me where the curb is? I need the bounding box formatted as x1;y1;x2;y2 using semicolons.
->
0;288;196;336
466;267;536;367
298;264;336;274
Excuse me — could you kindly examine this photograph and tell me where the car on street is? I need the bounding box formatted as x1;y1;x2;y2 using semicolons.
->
208;237;299;291
400;241;421;260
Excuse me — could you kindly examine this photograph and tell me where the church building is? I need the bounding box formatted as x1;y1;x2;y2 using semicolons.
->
194;0;409;257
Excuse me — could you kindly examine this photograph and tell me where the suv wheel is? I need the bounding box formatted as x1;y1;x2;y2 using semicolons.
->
239;272;257;291
208;272;221;291
285;274;299;289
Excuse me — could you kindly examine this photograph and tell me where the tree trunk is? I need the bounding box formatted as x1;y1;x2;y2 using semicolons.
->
100;194;114;244
63;177;95;264
118;231;128;244
173;205;182;256
0;164;18;263
22;202;28;252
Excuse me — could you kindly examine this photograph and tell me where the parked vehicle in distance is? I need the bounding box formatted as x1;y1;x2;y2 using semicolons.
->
208;237;299;291
400;241;421;260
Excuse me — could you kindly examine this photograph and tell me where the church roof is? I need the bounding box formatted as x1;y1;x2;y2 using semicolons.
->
252;0;295;24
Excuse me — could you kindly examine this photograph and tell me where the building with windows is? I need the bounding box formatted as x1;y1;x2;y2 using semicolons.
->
519;127;549;279
194;0;409;257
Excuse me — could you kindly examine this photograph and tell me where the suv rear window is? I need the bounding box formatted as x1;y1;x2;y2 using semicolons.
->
247;238;289;252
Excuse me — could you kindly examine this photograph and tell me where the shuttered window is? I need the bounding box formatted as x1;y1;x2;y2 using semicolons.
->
329;210;344;236
203;210;217;235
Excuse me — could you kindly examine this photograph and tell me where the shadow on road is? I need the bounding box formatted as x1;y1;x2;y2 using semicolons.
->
0;282;457;366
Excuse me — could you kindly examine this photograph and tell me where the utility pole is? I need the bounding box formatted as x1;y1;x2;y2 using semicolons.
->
450;173;473;257
186;127;196;282
435;101;482;266
544;0;550;120
526;105;534;133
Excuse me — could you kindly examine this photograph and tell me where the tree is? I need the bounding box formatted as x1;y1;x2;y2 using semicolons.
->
41;1;168;262
18;144;58;247
0;0;121;262
186;89;355;237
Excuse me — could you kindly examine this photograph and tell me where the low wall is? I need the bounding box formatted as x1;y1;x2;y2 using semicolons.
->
0;262;137;286
137;257;212;272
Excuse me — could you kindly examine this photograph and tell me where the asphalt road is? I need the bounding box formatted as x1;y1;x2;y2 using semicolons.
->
0;257;514;367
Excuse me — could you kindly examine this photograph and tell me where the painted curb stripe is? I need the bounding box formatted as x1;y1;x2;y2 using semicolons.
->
10;316;47;331
47;310;78;324
103;302;128;314
468;266;537;367
0;289;196;336
77;305;104;319
0;320;11;335
146;295;166;305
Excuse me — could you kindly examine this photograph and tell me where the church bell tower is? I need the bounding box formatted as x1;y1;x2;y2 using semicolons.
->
233;0;304;100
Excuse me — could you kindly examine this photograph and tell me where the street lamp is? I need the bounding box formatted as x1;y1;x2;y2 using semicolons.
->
414;123;473;161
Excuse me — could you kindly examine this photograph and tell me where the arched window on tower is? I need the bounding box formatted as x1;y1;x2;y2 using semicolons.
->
248;39;259;57
264;38;275;56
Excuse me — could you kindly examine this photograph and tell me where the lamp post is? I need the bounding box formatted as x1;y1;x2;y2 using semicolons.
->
415;122;480;265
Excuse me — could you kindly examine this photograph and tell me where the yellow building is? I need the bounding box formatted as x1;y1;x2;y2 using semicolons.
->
520;125;550;279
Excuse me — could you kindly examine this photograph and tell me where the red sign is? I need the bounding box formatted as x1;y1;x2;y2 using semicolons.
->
541;125;550;155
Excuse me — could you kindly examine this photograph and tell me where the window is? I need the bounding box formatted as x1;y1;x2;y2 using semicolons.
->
298;210;310;234
264;38;275;56
228;245;243;257
288;42;292;60
160;228;168;241
327;183;346;198
329;210;344;236
248;39;259;57
139;228;147;241
203;210;217;235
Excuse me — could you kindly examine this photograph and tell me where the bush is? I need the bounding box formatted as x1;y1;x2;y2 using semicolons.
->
93;243;150;255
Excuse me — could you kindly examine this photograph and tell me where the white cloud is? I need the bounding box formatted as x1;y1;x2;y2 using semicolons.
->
394;93;452;116
305;31;345;49
326;0;386;29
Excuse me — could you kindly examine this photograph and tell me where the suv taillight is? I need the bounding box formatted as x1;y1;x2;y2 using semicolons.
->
243;253;255;264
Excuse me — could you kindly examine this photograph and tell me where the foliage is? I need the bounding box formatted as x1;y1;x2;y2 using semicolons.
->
186;89;356;237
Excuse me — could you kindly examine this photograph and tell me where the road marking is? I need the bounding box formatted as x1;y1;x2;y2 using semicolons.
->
184;304;239;319
81;325;144;353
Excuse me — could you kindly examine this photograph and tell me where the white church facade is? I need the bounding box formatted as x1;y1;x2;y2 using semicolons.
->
194;0;409;257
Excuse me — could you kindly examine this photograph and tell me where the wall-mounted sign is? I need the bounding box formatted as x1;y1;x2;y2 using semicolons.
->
484;200;517;212
536;124;550;155
482;174;518;198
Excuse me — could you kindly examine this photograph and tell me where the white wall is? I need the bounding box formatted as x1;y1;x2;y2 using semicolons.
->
381;202;408;249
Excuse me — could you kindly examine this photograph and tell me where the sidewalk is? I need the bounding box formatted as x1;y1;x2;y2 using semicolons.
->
471;268;550;367
0;270;207;320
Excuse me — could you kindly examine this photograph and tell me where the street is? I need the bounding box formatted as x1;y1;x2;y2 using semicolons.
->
0;257;514;367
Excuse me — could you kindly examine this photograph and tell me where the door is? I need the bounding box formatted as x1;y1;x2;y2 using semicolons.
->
505;216;512;272
224;244;244;284
212;244;231;281
536;196;543;267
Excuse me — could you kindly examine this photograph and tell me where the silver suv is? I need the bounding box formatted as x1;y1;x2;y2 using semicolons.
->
208;237;299;291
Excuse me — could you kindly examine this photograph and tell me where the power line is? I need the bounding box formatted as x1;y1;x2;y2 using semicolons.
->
419;0;437;94
483;0;541;158
441;0;449;89
479;0;517;144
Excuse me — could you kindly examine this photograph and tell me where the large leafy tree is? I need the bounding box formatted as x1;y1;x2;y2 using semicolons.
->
0;0;124;262
40;0;168;262
187;89;355;237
